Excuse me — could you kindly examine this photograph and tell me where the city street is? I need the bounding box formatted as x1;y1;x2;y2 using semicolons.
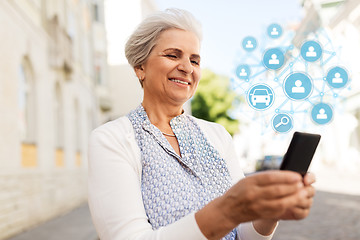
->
273;191;360;240
7;204;98;240
7;190;360;240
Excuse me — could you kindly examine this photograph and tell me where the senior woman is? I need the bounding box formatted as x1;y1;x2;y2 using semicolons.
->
88;8;315;240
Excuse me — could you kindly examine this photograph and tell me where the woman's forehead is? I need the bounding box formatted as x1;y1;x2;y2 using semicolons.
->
155;28;200;53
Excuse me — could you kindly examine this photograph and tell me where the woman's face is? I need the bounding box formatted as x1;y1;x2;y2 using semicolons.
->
137;28;201;106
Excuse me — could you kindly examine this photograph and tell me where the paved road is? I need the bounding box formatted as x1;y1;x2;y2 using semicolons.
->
7;203;98;240
7;191;360;240
273;191;360;240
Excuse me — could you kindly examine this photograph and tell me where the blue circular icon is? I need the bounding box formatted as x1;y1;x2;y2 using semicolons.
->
300;40;322;62
263;48;284;70
272;113;293;133
283;72;313;101
242;36;257;52
247;84;275;111
325;66;349;88
311;103;333;125
236;64;251;80
267;23;282;39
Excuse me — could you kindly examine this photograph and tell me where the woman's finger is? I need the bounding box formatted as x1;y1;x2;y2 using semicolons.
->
303;172;316;185
249;170;302;186
256;182;303;200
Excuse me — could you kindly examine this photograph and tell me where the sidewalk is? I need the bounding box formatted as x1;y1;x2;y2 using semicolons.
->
7;203;98;240
273;190;360;240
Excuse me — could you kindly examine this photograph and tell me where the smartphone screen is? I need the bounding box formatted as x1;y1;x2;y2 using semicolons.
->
280;132;321;176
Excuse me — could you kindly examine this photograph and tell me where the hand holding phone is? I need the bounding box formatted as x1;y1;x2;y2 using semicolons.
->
280;131;321;176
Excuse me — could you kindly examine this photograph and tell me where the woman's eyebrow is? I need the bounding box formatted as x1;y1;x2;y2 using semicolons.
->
163;48;200;58
163;48;182;53
191;54;201;60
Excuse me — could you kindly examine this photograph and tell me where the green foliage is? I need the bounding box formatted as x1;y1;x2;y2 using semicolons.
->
191;69;240;136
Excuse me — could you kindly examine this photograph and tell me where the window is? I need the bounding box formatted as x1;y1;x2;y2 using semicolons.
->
93;3;100;22
54;82;64;149
18;57;36;143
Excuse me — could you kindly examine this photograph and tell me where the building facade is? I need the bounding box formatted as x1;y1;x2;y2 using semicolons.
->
0;0;110;238
293;0;360;171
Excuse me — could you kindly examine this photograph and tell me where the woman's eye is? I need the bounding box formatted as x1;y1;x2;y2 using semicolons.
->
191;60;199;65
166;54;177;58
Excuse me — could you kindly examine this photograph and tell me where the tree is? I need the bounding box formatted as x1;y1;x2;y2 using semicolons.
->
191;69;240;136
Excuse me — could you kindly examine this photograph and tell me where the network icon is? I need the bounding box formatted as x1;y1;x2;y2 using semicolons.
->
263;48;285;70
300;40;323;62
267;23;283;39
242;36;257;52
283;72;313;101
311;103;333;125
236;64;251;81
247;84;275;111
326;66;349;88
231;23;351;134
272;113;293;133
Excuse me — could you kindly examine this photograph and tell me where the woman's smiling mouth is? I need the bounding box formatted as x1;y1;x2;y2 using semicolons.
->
169;78;190;85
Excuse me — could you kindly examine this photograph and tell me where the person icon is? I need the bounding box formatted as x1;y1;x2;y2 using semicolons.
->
269;54;279;65
316;108;327;119
306;46;317;57
245;40;253;48
239;68;247;77
332;72;343;83
292;80;305;93
271;27;278;36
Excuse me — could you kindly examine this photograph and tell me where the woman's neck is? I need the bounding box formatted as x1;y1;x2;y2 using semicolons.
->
142;99;183;128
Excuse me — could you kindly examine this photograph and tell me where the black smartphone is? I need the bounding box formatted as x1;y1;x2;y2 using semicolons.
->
280;131;321;176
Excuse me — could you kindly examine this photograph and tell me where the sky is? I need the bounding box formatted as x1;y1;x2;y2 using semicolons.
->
154;0;304;76
105;0;305;77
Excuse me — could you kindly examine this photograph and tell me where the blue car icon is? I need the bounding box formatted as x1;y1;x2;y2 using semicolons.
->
250;89;272;106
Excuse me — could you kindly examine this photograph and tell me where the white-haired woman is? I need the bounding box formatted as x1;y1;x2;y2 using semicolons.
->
88;8;315;240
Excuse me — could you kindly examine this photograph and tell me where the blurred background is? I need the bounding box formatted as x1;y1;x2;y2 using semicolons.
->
1;0;360;239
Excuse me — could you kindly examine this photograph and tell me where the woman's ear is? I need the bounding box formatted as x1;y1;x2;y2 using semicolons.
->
134;65;145;80
134;65;145;87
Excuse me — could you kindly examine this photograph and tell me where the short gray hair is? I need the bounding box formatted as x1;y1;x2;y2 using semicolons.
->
125;8;202;70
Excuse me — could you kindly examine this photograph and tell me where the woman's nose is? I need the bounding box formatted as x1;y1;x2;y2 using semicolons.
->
177;59;193;74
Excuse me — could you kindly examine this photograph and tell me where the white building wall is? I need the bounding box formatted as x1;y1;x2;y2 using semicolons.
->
288;1;360;193
105;0;176;119
0;0;109;238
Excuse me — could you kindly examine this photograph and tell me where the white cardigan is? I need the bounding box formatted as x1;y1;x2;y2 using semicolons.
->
88;116;275;240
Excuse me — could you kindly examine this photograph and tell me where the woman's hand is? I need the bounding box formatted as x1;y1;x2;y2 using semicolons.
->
252;172;316;235
196;171;316;239
220;171;307;224
196;170;315;239
271;172;316;220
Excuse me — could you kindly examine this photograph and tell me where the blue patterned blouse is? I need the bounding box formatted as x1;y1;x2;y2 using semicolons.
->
127;105;237;239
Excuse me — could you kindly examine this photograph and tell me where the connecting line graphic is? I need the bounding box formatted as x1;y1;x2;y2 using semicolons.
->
321;51;336;66
277;64;291;78
231;24;351;134
249;68;267;79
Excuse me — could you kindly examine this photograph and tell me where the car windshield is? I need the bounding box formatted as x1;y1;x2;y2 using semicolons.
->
254;89;268;95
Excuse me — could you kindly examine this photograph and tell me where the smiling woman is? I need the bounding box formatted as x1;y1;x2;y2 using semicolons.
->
138;28;201;118
88;8;316;240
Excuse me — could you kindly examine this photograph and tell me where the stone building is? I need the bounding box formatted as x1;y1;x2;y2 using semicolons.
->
292;0;360;172
0;0;110;239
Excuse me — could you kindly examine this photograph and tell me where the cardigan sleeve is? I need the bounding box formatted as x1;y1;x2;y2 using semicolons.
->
87;117;207;240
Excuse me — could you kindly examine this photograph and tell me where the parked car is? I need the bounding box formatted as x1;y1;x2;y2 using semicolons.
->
255;155;283;171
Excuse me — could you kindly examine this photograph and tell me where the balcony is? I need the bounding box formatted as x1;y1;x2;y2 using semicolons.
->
47;16;73;75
